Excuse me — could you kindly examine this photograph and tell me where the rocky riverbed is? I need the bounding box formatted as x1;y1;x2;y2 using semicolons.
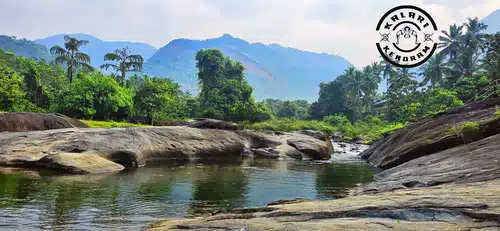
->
149;98;500;230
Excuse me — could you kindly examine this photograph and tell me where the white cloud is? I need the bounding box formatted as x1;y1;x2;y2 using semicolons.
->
0;0;498;67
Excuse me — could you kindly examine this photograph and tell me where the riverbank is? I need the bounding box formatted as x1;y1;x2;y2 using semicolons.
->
148;98;500;230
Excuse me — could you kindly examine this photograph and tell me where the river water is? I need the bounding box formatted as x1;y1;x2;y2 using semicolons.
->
0;142;377;230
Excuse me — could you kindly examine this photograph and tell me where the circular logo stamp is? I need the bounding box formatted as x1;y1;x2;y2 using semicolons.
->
376;5;438;68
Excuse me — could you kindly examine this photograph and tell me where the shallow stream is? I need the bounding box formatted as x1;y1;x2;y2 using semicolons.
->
0;142;377;230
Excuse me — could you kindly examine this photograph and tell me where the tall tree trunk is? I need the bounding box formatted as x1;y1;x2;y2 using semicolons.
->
121;69;126;86
68;66;73;83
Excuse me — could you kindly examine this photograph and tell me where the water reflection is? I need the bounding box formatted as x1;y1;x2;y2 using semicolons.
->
315;163;375;198
0;158;375;230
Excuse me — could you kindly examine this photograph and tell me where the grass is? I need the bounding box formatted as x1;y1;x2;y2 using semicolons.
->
240;118;336;135
495;107;500;120
80;120;149;128
445;121;480;136
240;116;406;144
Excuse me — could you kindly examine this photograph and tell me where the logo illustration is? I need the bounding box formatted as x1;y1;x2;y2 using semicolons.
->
376;5;438;68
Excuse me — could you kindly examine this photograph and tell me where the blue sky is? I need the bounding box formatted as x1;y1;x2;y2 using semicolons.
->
0;0;498;67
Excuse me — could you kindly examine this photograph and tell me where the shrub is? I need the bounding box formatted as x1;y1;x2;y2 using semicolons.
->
57;72;133;120
459;122;480;133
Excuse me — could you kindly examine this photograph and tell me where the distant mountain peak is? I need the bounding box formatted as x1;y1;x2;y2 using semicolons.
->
145;34;351;101
221;33;234;39
482;9;500;34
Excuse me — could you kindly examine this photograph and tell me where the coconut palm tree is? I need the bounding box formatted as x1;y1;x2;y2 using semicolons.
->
463;17;488;52
391;68;418;94
419;53;450;87
380;59;397;93
100;47;144;86
438;24;464;62
49;36;92;83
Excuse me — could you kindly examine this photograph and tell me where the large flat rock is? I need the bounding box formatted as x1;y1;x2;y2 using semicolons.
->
148;179;500;231
0;126;333;173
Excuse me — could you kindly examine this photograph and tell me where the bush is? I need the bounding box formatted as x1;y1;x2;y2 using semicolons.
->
240;118;335;135
81;119;147;128
460;122;480;133
57;72;133;120
241;115;406;143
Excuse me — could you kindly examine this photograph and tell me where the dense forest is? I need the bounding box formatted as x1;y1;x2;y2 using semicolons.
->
0;17;499;142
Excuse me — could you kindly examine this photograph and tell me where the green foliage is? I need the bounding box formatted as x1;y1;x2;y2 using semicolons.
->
240;118;335;135
322;114;353;134
310;62;382;122
262;99;310;119
50;35;93;83
0;60;34;111
495;108;500;120
349;116;406;143
446;121;481;136
100;47;144;86
460;122;480;133
483;33;500;82
81;119;148;128
57;72;133;119
242;115;405;143
196;49;272;122
390;88;463;122
0;35;51;60
132;75;192;122
453;74;490;101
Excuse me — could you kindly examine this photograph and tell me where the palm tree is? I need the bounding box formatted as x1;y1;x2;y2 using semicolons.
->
49;36;93;83
391;68;418;94
463;17;488;52
100;47;144;86
438;24;464;61
381;59;397;93
419;53;450;87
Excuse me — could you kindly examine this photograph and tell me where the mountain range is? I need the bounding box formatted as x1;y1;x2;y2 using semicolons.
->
482;9;500;34
144;34;351;100
2;33;352;101
1;9;499;100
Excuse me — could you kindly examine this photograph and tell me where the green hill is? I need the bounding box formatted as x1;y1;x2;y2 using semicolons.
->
0;35;51;60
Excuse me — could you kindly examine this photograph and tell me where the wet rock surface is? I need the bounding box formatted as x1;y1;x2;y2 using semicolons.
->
148;180;500;231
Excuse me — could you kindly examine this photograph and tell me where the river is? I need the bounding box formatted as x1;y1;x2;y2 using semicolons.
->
0;142;378;230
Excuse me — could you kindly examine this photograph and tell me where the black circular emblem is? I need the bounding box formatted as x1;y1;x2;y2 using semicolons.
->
376;5;438;68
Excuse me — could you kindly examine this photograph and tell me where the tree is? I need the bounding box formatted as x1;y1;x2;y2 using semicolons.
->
463;17;488;53
445;18;488;81
49;36;93;83
133;76;189;123
419;53;450;87
387;68;418;121
438;24;464;61
57;72;133;120
278;101;299;118
195;49;271;122
483;33;500;82
0;60;32;111
101;47;144;86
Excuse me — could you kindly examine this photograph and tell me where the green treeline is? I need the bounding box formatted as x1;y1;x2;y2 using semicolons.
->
0;36;272;123
0;17;499;142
